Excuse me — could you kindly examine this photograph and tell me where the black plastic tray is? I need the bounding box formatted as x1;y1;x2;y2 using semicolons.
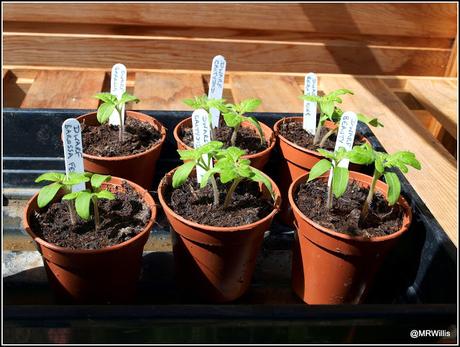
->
2;108;457;344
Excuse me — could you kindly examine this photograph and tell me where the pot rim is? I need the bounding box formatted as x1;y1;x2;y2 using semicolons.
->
22;176;157;254
274;116;369;157
173;116;276;160
288;170;413;243
157;167;282;232
77;110;167;161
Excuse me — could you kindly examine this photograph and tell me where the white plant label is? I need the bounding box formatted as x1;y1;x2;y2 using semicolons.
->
192;109;212;183
327;111;358;188
208;55;226;128
109;63;127;126
303;72;317;135
62;119;85;192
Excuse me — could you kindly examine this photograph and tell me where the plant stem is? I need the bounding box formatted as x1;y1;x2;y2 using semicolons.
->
223;178;242;209
312;120;323;146
66;200;77;225
92;196;100;231
319;127;337;148
230;123;240;147
116;106;124;142
360;170;380;221
326;180;333;210
210;176;220;207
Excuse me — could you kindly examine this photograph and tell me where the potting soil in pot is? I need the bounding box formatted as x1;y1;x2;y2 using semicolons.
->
181;124;268;154
31;182;151;249
81;116;162;157
294;179;404;238
278;121;364;151
164;176;273;227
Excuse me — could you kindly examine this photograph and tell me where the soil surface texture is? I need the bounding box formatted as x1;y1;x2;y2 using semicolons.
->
81;116;161;157
181;124;268;155
31;182;151;249
278;121;364;151
164;176;274;227
295;179;404;238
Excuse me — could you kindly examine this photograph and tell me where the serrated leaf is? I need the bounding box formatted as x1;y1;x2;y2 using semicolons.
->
172;161;196;188
75;191;92;220
225;146;246;161
37;182;63;208
319;101;335;117
93;93;118;104
332;166;349;199
239;98;261;114
299;95;322;103
177;148;200;161
237;163;253;178
384;172;401;205
223;112;242;128
96;190;116;200
35;172;66;183
317;148;335;159
196;141;224;156
219;167;237;184
96;102;115;124
347;143;375;165
91;174;111;189
308;159;332;182
119;92;140;105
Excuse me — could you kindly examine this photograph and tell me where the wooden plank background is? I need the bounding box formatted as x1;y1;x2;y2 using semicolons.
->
3;3;457;76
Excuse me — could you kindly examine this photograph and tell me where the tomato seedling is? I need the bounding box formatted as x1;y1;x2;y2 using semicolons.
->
183;95;226;139
93;92;140;142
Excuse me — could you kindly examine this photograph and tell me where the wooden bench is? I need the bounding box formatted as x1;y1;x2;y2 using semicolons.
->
3;3;458;248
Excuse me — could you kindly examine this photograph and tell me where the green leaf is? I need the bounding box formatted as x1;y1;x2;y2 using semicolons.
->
199;167;218;189
347;143;375;165
37;182;63;208
308;159;332;182
250;167;274;199
219;167;237;184
299;95;322;103
172;161;196;188
118;92;140;105
93;93;118;104
239;98;261;114
96;190;116;200
177;148;200;161
96;102;115;124
328;89;354;98
317;148;335;160
225;146;246;162
246;116;265;144
332;166;349;199
35;172;66;183
75;191;92;220
319;101;335;117
63;172;90;186
62;191;80;200
223;112;242;128
196;141;224;156
236;163;253;178
375;152;387;174
91;174;111;189
384;172;401;205
357;113;384;128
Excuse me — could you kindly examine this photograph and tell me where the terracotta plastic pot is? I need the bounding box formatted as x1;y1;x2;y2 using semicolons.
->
157;168;281;303
76;111;166;190
173;117;275;169
274;117;368;226
288;170;412;304
23;176;157;304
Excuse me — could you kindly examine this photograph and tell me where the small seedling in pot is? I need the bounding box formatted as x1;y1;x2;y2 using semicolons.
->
347;143;421;221
307;147;350;209
300;90;383;148
62;174;115;231
220;99;265;147
183;95;226;139
93;92;140;142
173;144;273;208
35;172;90;224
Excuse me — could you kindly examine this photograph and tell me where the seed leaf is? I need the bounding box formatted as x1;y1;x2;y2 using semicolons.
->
91;174;111;189
119;92;140;105
246;116;265;145
35;172;66;183
93;93;118;104
384;171;401;205
75;191;92;220
332;166;349;198
250;167;274;199
96;102;115;124
37;182;62;208
308;159;332;182
172;161;196;188
96;190;116;200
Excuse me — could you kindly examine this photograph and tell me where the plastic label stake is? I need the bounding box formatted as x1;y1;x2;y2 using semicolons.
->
328;111;358;188
208;55;226;128
303;72;318;135
109;63;127;126
192;109;212;183
62;119;85;192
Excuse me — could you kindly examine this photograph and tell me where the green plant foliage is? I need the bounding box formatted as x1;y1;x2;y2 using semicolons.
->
93;92;140;124
35;172;89;208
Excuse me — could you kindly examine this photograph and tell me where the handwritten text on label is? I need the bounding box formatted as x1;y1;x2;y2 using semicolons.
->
303;73;318;135
109;63;127;126
62;119;85;192
208;55;226;128
192;109;213;182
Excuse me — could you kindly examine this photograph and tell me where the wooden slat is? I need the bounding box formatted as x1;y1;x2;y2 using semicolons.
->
3;34;451;76
133;72;204;110
21;70;105;108
446;36;457;77
3;3;456;38
230;75;302;112
319;76;457;246
406;79;457;139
